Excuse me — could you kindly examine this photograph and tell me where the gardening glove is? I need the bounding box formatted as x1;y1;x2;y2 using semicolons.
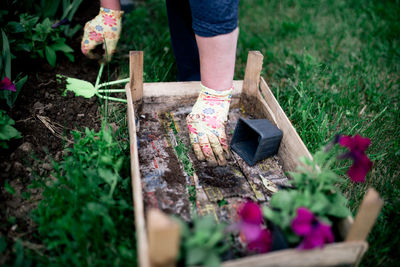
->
186;84;232;167
81;7;124;62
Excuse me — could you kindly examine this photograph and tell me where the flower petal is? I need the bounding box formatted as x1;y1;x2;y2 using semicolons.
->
0;77;16;92
291;207;314;236
347;153;373;182
247;229;272;253
239;201;263;225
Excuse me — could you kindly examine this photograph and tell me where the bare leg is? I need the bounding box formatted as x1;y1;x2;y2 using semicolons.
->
195;27;239;91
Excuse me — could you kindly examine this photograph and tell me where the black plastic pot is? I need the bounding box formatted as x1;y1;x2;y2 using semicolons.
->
230;117;283;166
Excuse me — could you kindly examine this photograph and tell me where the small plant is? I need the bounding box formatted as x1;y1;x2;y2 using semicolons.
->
5;14;74;67
178;215;229;267
32;125;136;265
0;30;27;108
238;135;373;251
0;109;21;148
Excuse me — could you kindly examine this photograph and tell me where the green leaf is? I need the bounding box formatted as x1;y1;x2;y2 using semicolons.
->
270;190;293;211
309;192;331;214
186;247;207;266
1;30;11;78
6;21;25;33
5;75;27;108
51;42;73;53
204;253;221;267
4;181;16;195
45;45;56;66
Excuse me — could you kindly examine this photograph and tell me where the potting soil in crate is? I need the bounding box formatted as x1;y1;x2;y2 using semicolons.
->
137;105;289;226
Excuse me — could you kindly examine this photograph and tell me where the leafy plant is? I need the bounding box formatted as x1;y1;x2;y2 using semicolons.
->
5;14;74;67
178;215;229;267
263;135;372;245
0;109;22;149
0;30;27;108
32;126;136;265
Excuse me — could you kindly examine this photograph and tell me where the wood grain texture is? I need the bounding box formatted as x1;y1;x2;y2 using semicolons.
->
346;188;384;242
147;209;180;267
126;76;150;267
241;51;264;98
258;77;312;172
129;51;144;102
222;241;368;267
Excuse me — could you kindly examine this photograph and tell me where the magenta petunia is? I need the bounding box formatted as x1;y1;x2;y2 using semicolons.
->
338;135;372;182
291;207;314;235
0;77;16;92
247;228;272;253
239;201;264;225
291;207;334;250
237;200;271;253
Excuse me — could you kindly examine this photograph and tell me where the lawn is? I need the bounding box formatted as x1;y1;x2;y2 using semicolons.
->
116;0;399;265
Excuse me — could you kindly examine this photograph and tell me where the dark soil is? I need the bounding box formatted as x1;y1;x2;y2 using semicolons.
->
0;0;119;260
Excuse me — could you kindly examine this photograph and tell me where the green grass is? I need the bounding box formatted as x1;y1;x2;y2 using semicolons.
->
115;0;399;265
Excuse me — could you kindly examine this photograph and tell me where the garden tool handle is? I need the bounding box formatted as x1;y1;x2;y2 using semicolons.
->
345;188;384;242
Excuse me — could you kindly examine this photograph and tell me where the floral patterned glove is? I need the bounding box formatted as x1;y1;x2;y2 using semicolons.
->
81;7;124;61
187;84;233;166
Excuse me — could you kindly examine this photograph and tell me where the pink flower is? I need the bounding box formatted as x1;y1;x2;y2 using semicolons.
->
291;207;334;250
238;200;271;253
0;77;16;92
338;135;373;182
103;14;117;27
247;228;272;253
239;201;263;224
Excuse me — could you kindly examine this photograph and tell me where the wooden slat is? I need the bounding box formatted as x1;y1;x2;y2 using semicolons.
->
129;51;144;102
126;74;150;267
222;241;368;267
241;51;264;98
142;80;243;98
147;209;180;267
346;188;384;242
258;77;312;172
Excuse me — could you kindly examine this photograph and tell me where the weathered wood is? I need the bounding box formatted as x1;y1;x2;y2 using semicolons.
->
258;77;312;172
222;241;368;267
142;80;243;98
129;51;144;102
241;51;264;99
346;188;384;242
147;209;180;267
126;79;150;267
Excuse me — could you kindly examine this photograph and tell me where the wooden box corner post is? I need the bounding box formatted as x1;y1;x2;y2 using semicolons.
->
147;209;181;267
241;50;264;102
129;51;144;104
346;188;384;242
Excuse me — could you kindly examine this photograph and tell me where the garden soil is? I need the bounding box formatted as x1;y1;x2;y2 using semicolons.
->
0;0;118;259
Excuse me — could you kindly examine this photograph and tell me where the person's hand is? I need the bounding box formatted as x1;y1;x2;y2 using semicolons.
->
186;84;232;166
81;7;124;62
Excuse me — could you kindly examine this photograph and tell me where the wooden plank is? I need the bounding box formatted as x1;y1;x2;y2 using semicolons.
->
142;80;243;98
126;75;150;267
241;51;264;98
258;77;312;172
222;241;368;267
129;51;144;102
147;209;180;267
346;188;384;242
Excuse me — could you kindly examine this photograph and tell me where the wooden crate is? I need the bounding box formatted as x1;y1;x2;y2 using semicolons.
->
125;51;383;267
